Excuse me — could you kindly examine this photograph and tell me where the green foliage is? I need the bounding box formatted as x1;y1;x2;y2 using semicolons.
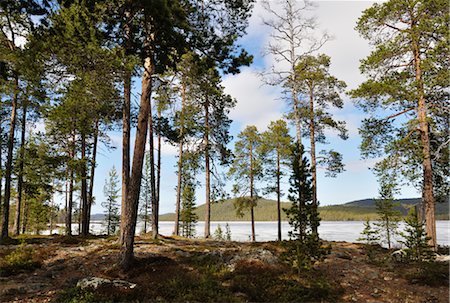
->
225;223;232;241
0;241;40;275
294;54;348;176
214;224;224;241
357;219;380;262
229;126;263;222
101;166;120;236
350;0;449;198
283;144;328;271
180;182;198;239
400;208;435;262
374;187;401;249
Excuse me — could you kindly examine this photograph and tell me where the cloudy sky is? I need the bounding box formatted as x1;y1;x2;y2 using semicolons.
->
82;0;419;215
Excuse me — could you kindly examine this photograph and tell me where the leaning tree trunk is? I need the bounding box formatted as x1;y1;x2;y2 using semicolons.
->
13;100;27;236
204;97;211;238
87;119;99;228
120;56;154;269
1;75;19;240
174;80;186;236
81;133;89;236
309;88;318;236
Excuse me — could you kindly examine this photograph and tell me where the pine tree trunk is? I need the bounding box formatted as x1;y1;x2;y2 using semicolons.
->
22;200;29;234
250;142;255;242
1;75;18;239
120;56;154;269
0;128;2;220
155;105;162;237
81;133;89;236
174;80;186;236
412;38;436;250
66;132;76;236
204;97;211;238
13;100;27;236
121;70;131;244
87;119;99;229
277;152;281;241
309;88;318;236
149;96;157;239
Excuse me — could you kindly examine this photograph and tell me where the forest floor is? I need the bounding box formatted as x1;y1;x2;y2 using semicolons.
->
0;235;448;303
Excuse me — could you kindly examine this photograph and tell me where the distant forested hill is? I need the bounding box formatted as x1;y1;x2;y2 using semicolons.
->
157;197;449;221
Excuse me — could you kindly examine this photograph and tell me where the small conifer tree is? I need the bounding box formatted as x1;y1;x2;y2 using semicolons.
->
358;219;380;245
284;143;328;272
214;224;224;241
400;207;435;262
225;223;232;241
180;181;198;238
102;167;120;236
374;182;400;249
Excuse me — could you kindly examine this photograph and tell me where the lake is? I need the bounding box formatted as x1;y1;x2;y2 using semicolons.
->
50;220;449;247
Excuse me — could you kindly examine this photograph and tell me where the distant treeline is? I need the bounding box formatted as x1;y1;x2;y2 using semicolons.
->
156;198;449;221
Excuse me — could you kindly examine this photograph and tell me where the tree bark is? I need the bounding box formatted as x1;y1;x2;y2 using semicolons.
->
66;132;76;236
250;142;255;242
309;87;318;236
1;74;18;240
81;133;89;236
149;96;157;239
120;70;131;244
13;100;27;236
155;103;162;238
174;80;186;236
120;6;132;245
204;97;211;238
276;152;281;241
87;119;99;229
120;56;154;269
412;35;436;250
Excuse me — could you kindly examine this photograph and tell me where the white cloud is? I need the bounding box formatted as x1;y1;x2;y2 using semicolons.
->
223;68;285;131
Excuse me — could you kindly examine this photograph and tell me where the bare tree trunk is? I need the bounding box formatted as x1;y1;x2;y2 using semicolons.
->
155;104;162;238
121;71;131;244
204;97;211;238
174;80;186;236
120;56;154;269
81;133;89;236
413;39;436;250
22;200;29;234
0;127;2;220
149;96;157;239
309;88;318;236
276;152;281;241
120;7;132;245
87;119;99;229
1;75;18;240
250;142;255;242
66;132;76;236
13;100;27;236
49;181;54;235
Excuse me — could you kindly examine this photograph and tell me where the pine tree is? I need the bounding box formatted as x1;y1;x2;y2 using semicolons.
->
180;181;198;239
102;167;120;236
374;183;401;249
400;207;435;262
284;143;328;272
350;0;449;249
139;152;152;234
358;220;380;245
229;125;263;242
260;119;293;241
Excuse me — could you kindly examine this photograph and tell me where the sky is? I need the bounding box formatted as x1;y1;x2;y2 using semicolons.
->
50;0;420;215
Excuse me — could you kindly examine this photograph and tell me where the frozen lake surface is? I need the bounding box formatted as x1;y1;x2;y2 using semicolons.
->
51;220;449;247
